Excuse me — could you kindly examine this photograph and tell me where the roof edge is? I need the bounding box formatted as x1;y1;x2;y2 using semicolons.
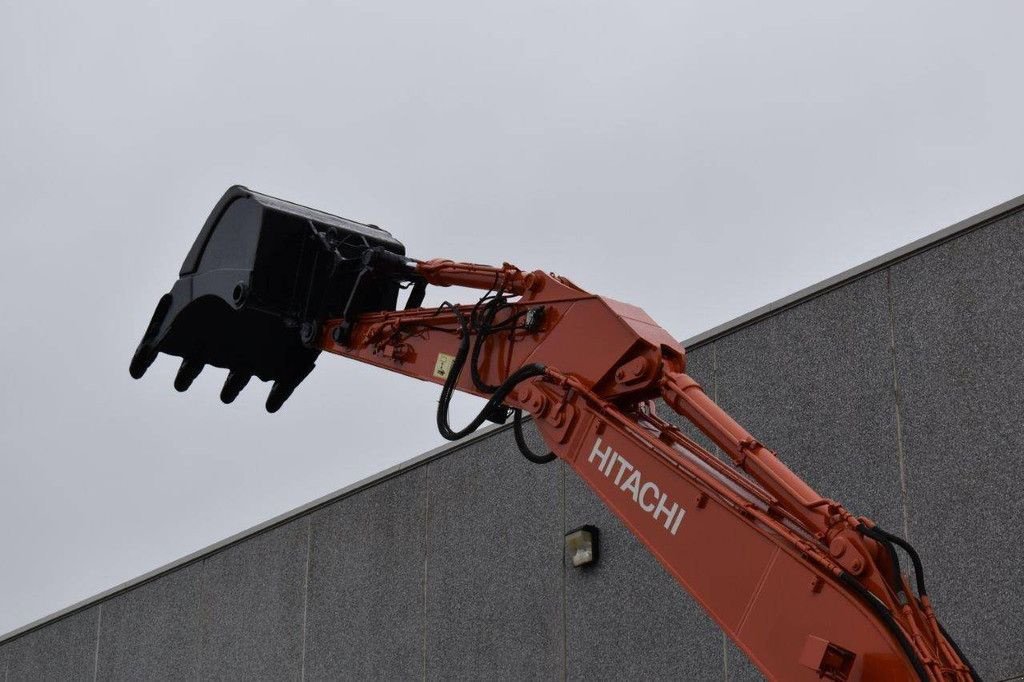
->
681;191;1024;349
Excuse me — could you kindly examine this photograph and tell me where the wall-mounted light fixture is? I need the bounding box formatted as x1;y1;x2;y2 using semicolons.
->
565;525;599;568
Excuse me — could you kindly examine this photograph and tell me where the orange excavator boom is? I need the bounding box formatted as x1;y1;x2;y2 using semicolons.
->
131;187;977;681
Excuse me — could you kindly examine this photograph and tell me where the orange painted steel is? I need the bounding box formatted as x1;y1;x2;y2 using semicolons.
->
320;260;973;681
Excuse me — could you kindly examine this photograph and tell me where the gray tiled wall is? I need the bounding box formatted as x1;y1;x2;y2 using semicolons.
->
889;212;1024;682
96;564;202;680
423;429;563;681
3;210;1023;680
713;272;906;534
197;520;309;680
304;468;427;681
5;608;98;681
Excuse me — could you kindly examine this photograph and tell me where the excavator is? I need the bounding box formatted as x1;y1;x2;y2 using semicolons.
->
130;186;978;681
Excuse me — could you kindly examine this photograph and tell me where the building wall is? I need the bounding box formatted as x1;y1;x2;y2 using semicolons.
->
3;204;1023;681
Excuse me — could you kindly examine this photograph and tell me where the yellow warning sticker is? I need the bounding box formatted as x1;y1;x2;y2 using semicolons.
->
433;353;455;379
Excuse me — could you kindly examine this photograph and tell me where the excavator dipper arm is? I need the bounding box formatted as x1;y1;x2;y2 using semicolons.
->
130;188;976;681
310;256;975;682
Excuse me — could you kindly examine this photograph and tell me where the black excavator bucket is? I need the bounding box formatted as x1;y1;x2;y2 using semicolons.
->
130;186;409;411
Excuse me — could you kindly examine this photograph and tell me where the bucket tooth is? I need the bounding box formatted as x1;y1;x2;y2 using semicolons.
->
220;371;252;404
265;364;314;413
129;344;156;380
129;294;173;380
265;381;291;414
174;359;204;392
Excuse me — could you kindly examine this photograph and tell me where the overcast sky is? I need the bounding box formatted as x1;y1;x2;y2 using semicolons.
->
2;1;1023;635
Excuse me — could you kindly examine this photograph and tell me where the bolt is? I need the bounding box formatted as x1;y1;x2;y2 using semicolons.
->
231;282;249;307
299;322;318;346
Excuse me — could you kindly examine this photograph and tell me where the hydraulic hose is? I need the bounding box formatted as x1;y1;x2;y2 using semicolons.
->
855;524;980;681
433;303;547;440
837;572;929;681
435;294;555;465
512;409;556;464
437;360;548;441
